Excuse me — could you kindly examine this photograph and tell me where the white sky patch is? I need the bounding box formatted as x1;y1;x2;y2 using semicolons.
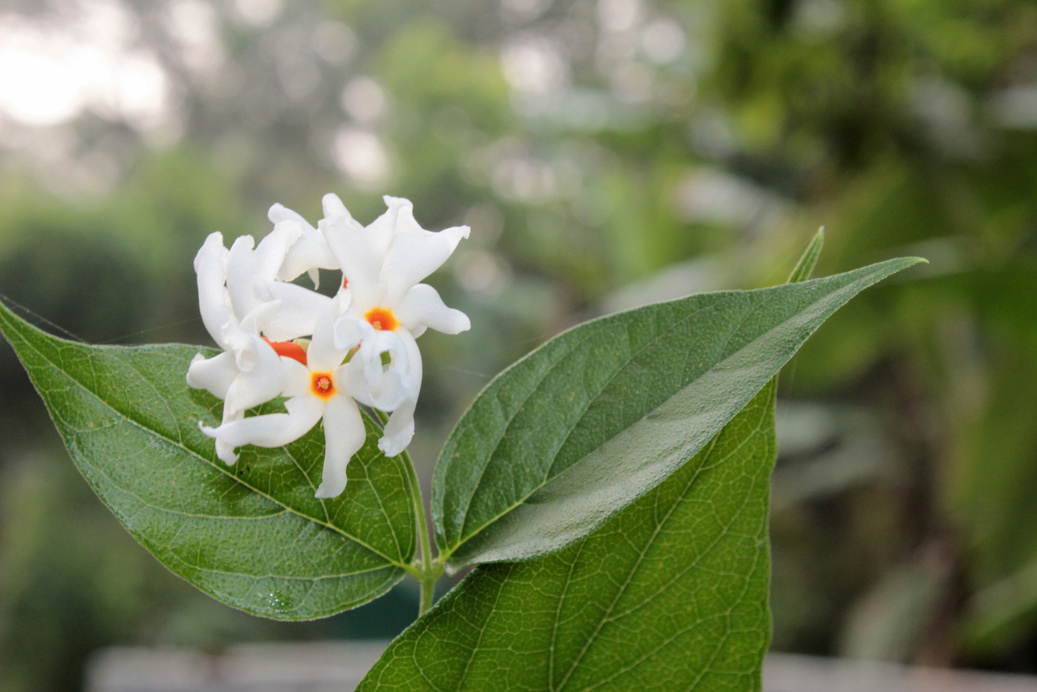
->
0;10;169;129
332;127;390;187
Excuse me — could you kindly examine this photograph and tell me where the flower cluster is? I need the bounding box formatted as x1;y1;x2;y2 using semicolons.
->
187;194;470;498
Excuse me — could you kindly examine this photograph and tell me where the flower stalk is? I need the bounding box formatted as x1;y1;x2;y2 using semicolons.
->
378;409;442;615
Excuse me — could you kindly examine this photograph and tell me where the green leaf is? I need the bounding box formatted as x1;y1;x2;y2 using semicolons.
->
787;227;824;284
433;257;923;568
360;379;778;691
0;301;416;620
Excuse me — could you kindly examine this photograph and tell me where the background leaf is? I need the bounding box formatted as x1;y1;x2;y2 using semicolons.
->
0;301;417;620
360;379;778;691
433;258;922;568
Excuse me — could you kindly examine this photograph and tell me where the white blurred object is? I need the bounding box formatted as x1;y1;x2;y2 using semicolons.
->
86;644;1037;691
764;653;1037;692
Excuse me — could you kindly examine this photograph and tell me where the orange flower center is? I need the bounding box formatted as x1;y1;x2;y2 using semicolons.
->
263;337;307;365
364;307;399;331
310;372;335;399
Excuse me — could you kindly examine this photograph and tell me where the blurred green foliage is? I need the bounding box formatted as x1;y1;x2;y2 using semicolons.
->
1;0;1037;689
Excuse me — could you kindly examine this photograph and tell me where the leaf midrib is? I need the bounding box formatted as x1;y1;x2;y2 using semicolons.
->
445;267;885;563
551;432;724;692
447;291;771;559
557;391;771;692
447;299;722;554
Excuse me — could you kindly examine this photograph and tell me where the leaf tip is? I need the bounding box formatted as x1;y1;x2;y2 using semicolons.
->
786;227;826;284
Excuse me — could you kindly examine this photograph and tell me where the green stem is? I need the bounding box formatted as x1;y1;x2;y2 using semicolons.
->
374;410;441;616
403;449;439;614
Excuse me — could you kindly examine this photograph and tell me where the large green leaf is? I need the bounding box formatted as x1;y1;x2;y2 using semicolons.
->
0;302;416;619
360;378;778;691
433;257;922;568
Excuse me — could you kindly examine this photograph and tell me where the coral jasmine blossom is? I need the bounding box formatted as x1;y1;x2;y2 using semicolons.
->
187;194;469;497
319;194;470;456
186;229;301;464
201;308;368;498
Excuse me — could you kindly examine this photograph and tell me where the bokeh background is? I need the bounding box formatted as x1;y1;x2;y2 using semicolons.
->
1;0;1036;689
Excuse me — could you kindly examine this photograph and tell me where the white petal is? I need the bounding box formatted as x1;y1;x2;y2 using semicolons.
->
332;314;368;353
226;224;299;318
379;396;416;457
307;306;353;372
194;233;236;350
221;325;272;373
321;193;349;219
400;327;423;382
362;196;405;262
201;395;324;450
215;439;238;465
314;395;366;498
346;329;421;411
269;202;317;231
254;223;303;280
186;351;238;398
355;367;414;411
359;325;397;364
225;235;258;319
279;358;315;399
238;298;275;328
394;283;470;335
220;340;287;420
380;198;469;305
263;195;349;287
213;409;246;465
276;223;338;285
319;208;383;306
256;280;333;341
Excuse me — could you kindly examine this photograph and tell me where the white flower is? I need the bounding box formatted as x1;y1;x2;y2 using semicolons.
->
186;220;331;461
321;194;470;337
318;194;471;455
267;201;337;288
336;314;423;456
186;232;291;464
201;306;367;498
187;193;470;498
